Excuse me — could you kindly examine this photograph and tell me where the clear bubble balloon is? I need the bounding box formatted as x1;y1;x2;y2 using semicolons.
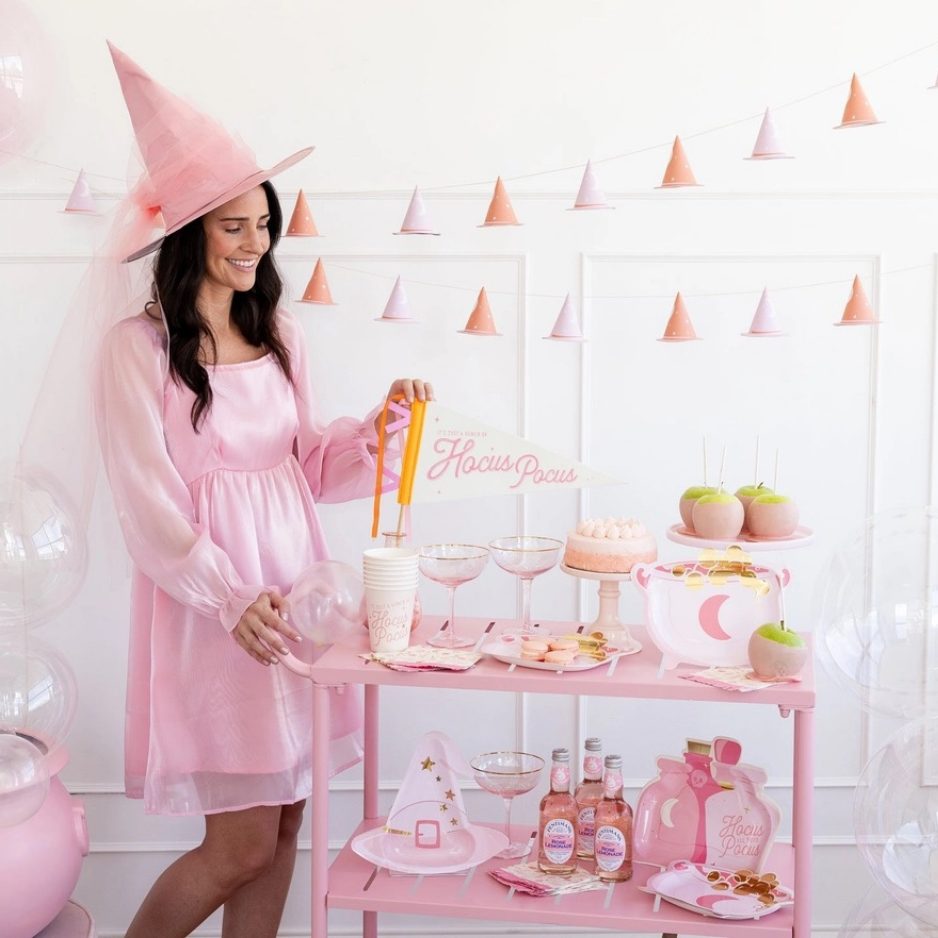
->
840;884;936;938
815;508;938;719
0;0;53;165
286;561;364;647
0;732;49;826
855;717;938;926
0;633;78;757
0;464;88;631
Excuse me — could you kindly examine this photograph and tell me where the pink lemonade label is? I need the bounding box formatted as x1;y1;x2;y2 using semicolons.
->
602;772;623;797
577;806;596;851
584;755;602;777
542;818;576;864
551;765;571;789
594;825;627;871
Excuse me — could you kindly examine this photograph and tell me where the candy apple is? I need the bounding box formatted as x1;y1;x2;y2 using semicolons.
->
734;482;774;530
747;493;799;538
748;621;808;680
691;490;744;540
679;485;718;531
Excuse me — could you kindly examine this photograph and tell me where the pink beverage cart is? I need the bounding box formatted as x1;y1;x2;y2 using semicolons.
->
307;616;815;938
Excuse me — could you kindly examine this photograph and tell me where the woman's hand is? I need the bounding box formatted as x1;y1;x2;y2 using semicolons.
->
386;378;434;405
232;590;300;666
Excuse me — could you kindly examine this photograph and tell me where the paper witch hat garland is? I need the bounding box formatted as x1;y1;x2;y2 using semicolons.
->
745;108;794;160
376;276;416;323
350;732;507;874
61;169;98;214
459;287;502;335
835;74;883;129
107;41;313;262
834;275;879;325
658;292;699;341
479;176;521;226
544;294;586;341
285;190;320;236
394;186;440;235
657;136;700;188
742;288;784;336
569;160;614;210
296;258;335;305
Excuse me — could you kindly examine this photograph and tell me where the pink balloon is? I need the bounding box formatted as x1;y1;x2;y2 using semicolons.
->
286;561;364;648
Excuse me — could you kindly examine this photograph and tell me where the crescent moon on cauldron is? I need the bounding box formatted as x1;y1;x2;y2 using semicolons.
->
698;594;732;641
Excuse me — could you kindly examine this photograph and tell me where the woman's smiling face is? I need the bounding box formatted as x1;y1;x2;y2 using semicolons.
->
200;185;271;297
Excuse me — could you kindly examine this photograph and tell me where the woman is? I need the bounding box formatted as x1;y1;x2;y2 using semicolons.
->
95;46;432;938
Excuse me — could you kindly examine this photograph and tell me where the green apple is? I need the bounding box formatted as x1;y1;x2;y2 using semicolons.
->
749;621;808;679
679;485;718;530
691;490;744;540
734;482;774;532
753;621;805;647
747;493;799;538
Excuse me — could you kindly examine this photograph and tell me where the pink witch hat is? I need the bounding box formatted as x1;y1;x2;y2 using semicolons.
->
376;276;416;323
297;259;335;305
657;136;700;188
479;177;521;227
285;190;320;236
394;186;440;235
107;42;313;262
745;108;794;160
544;294;586;341
569;160;614;210
834;275;879;325
743;288;784;336
458;288;502;335
62;169;98;214
658;292;699;341
834;74;883;129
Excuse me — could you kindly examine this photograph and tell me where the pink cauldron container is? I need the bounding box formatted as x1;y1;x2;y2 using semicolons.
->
0;746;89;938
631;561;790;670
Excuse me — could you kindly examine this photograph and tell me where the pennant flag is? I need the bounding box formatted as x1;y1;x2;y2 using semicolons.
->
285;189;320;236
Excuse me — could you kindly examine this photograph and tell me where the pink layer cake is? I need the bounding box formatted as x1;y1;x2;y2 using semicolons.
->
563;517;657;574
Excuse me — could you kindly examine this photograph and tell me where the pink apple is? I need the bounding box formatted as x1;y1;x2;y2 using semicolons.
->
734;482;774;531
748;622;808;680
747;493;799;538
691;490;745;540
678;485;718;531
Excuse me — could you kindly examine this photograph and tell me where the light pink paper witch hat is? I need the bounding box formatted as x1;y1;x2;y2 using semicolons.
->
62;169;98;214
743;288;784;336
394;186;440;235
350;732;507;872
479;177;521;227
108;42;313;262
458;287;502;335
297;259;335;305
285;190;320;237
658;292;699;341
376;276;416;323
657;136;700;188
834;275;879;325
745;108;794;160
544;294;586;341
569;160;614;210
835;74;883;129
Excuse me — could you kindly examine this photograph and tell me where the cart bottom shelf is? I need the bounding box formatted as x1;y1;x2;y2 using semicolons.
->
326;820;797;937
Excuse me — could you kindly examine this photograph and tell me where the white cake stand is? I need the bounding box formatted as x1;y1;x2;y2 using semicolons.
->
560;562;639;640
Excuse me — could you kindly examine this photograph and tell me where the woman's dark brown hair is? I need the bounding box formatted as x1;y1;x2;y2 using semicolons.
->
147;179;291;430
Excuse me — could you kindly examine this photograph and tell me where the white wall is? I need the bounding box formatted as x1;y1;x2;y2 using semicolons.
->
3;1;938;934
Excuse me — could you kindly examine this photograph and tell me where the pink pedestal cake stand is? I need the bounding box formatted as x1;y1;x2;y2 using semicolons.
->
560;562;640;644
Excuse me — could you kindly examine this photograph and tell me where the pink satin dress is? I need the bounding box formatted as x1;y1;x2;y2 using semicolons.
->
95;310;376;815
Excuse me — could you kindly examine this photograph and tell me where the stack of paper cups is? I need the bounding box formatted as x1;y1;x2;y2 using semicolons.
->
362;548;419;652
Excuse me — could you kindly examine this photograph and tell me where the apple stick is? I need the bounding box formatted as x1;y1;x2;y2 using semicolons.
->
754;436;760;485
703;437;708;487
778;576;788;632
719;446;726;492
773;449;779;493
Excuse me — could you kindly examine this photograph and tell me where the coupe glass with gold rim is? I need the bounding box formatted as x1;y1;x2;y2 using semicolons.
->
418;544;489;648
488;535;564;636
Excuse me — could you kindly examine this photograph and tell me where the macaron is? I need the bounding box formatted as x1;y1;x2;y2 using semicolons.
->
548;638;579;653
544;649;578;665
520;640;549;660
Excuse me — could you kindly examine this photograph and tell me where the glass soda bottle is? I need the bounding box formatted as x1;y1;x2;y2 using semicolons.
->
593;754;633;882
537;748;578;875
574;737;603;859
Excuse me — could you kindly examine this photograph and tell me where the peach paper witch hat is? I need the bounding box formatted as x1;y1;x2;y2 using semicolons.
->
285;190;320;236
569;160;614;210
658;292;699;341
835;74;883;128
458;288;502;335
743;288;784;336
296;258;335;305
657;136;700;188
376;276;416;323
394;186;440;235
745;108;794;160
544;294;586;341
479;177;521;227
62;169;98;214
834;275;879;325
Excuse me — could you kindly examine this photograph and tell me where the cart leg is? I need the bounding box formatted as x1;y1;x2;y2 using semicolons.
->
311;684;330;938
363;685;380;938
792;707;815;938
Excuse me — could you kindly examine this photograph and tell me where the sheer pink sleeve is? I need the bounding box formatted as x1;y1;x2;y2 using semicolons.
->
282;311;392;504
94;318;263;631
